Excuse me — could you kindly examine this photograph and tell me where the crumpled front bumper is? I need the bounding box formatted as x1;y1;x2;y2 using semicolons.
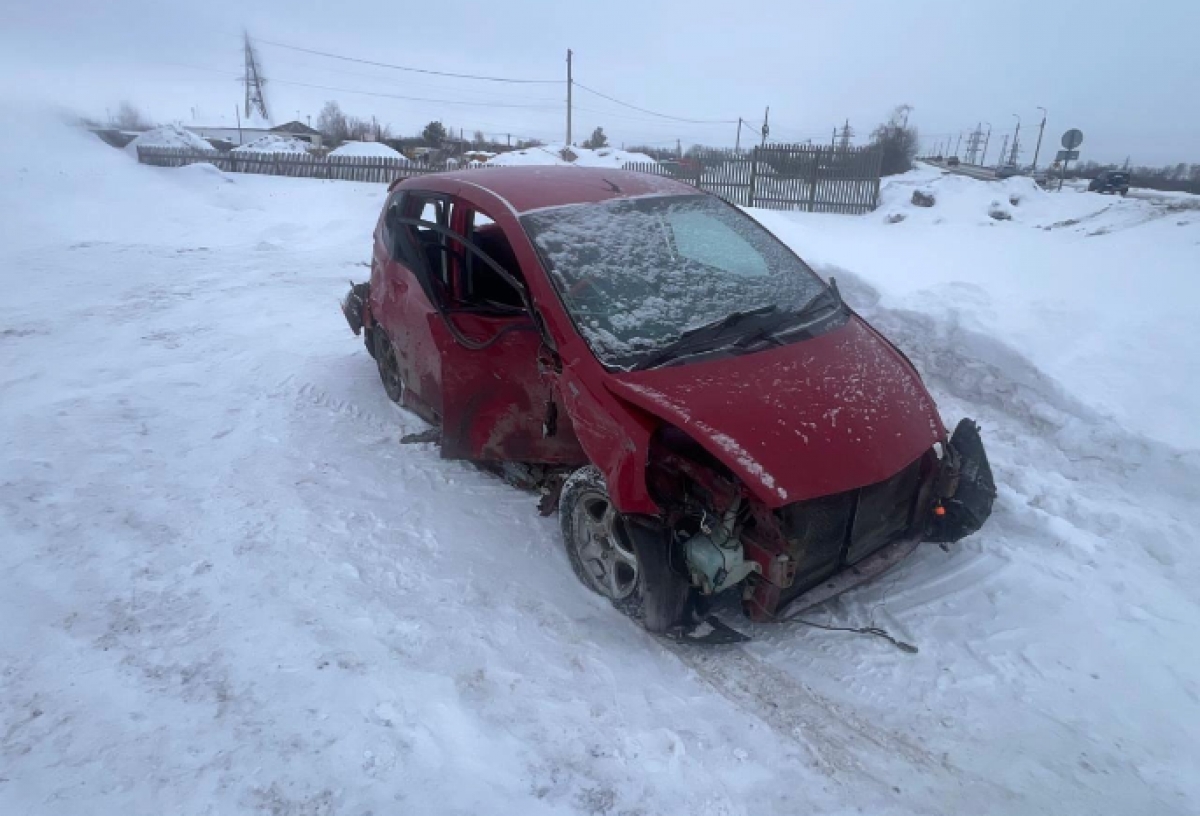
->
772;417;996;620
928;418;997;543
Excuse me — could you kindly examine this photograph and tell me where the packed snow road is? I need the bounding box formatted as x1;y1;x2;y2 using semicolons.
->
2;115;1198;815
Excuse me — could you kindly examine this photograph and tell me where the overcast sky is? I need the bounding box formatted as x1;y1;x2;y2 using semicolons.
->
3;0;1197;165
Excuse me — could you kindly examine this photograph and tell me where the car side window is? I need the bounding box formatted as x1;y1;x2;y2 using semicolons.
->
380;190;404;257
395;193;451;296
461;209;526;311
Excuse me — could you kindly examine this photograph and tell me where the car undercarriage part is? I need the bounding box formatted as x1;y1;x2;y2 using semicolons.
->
682;497;759;595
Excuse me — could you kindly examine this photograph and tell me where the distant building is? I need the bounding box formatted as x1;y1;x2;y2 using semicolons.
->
183;117;323;149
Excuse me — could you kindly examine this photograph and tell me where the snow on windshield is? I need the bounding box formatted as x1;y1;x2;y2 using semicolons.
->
522;195;826;366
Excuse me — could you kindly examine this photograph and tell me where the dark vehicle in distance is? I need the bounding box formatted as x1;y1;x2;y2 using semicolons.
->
946;156;960;167
341;167;995;641
1088;170;1130;196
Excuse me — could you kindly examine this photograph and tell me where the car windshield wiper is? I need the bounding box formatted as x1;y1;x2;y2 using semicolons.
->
631;305;779;371
793;277;844;321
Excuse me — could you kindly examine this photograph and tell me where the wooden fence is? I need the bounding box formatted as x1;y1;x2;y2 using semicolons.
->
137;144;882;214
623;145;882;214
136;146;475;184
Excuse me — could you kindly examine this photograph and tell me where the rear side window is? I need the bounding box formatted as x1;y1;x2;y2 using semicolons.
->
397;193;451;291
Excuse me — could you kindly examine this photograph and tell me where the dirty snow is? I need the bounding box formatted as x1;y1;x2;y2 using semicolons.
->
231;133;314;154
328;140;406;159
2;110;1199;816
123;123;216;156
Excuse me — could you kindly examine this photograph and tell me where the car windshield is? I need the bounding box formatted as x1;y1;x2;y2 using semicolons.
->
522;194;828;367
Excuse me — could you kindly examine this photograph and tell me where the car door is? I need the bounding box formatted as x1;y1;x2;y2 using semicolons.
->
372;191;450;424
427;199;586;464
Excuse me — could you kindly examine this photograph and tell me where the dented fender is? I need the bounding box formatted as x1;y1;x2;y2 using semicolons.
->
556;364;661;515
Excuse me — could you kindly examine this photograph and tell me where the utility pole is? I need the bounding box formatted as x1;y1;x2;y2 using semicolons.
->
981;123;991;166
234;105;242;145
760;106;770;147
242;31;269;122
676;138;682;159
1031;106;1047;171
838;119;853;151
735;118;743;153
1009;113;1021;166
996;134;1009;168
565;49;573;146
965;123;982;164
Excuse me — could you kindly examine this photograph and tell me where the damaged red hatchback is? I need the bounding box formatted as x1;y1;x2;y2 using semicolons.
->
342;166;994;642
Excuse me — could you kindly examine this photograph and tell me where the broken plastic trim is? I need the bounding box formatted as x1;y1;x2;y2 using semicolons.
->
928;419;996;542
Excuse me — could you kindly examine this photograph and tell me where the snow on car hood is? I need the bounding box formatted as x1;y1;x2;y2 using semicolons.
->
606;316;944;506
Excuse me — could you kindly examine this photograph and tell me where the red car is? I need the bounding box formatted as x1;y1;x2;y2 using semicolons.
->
342;167;994;642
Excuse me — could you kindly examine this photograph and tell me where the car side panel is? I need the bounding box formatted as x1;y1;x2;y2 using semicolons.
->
370;218;442;423
433;314;587;464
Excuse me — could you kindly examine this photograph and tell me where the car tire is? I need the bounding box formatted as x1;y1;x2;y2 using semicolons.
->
363;325;376;359
559;465;688;633
373;328;404;403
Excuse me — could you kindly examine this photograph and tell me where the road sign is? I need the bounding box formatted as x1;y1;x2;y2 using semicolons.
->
1056;150;1079;161
1061;129;1084;150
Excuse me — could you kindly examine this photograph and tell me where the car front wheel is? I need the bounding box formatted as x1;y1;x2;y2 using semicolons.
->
559;465;688;633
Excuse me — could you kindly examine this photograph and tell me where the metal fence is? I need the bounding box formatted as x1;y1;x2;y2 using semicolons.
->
135;146;479;184
623;145;882;213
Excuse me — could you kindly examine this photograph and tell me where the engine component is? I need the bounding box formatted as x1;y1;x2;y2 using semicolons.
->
683;498;759;595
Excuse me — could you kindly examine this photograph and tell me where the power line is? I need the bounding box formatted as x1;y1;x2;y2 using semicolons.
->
572;80;738;124
253;37;562;84
150;62;562;111
258;52;565;103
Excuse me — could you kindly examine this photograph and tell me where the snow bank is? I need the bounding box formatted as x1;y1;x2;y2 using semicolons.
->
488;142;657;168
328;140;405;159
232;134;313;154
752;169;1200;450
123;123;216;156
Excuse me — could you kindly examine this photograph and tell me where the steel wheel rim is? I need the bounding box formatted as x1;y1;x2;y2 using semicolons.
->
375;333;403;399
571;489;639;600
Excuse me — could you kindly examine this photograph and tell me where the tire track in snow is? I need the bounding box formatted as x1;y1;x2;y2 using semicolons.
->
668;643;1018;805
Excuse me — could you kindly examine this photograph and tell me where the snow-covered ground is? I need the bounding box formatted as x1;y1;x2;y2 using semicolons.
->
488;142;657;168
2;114;1198;816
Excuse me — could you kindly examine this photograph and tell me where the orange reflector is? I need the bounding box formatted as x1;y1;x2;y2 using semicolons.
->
934;505;947;516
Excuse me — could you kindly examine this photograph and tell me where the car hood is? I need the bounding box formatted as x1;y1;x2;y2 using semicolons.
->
606;316;944;507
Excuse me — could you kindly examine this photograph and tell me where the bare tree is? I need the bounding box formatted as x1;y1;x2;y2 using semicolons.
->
871;105;918;176
113;101;152;131
317;101;349;144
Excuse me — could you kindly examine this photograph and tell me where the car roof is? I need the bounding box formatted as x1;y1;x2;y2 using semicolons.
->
397;166;699;214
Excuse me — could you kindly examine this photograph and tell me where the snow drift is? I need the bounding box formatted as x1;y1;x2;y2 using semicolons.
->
2;108;1199;816
123;122;216;156
328;140;406;159
488;142;657;168
232;134;314;154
